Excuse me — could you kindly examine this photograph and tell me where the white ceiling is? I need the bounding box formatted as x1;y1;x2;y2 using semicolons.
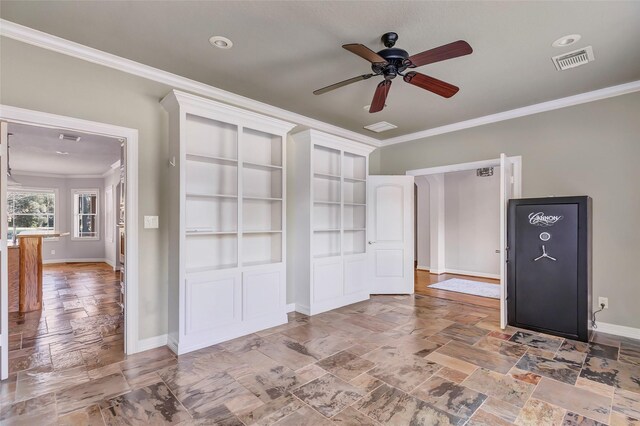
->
8;123;121;176
1;1;640;140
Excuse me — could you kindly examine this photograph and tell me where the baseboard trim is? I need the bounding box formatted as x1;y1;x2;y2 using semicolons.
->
595;322;640;340
416;265;431;271
43;258;110;265
286;303;296;313
294;303;311;316
166;336;179;354
136;334;168;352
104;258;117;270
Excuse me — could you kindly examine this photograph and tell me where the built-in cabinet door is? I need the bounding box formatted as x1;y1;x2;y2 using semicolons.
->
344;255;368;295
312;257;343;303
184;271;241;336
243;267;283;320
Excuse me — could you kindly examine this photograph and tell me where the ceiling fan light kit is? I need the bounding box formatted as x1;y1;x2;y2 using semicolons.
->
314;32;472;113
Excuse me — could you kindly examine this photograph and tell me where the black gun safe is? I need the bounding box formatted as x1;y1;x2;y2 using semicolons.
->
507;196;592;342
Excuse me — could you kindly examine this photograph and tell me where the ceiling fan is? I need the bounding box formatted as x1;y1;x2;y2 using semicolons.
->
313;32;472;113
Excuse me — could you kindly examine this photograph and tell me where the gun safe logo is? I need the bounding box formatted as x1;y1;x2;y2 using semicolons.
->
528;212;563;227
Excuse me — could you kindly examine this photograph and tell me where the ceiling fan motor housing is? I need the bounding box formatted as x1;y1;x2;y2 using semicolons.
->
373;48;410;79
374;32;410;79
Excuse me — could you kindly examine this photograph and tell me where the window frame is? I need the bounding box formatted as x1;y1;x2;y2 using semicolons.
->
71;188;100;241
7;187;58;242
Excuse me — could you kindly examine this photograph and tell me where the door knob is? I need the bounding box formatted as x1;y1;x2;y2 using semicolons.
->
368;241;376;245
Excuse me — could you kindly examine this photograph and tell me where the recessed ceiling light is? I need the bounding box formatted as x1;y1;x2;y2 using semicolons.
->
56;151;69;155
552;34;581;48
209;36;233;49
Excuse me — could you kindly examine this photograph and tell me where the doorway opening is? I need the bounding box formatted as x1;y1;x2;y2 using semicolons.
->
5;122;125;377
406;156;522;327
0;105;139;381
414;168;501;307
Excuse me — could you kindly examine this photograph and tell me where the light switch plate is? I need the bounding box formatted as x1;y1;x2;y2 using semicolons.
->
144;216;159;229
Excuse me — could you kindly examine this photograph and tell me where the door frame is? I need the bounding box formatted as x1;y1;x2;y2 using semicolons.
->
406;156;522;329
0;105;140;380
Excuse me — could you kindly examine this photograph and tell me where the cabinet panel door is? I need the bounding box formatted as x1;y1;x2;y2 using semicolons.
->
185;272;240;334
313;258;343;302
243;268;282;319
344;255;368;295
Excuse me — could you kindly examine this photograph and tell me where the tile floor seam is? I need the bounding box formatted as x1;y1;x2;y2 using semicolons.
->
605;386;615;425
287;391;320;422
338;375;387;422
466;395;491;424
158;373;196;425
404;366;442;395
351;403;384;426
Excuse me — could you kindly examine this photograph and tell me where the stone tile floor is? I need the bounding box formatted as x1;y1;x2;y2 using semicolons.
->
1;290;639;425
6;263;124;379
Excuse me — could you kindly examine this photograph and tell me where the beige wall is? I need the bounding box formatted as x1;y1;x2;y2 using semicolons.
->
1;37;171;339
444;169;500;277
372;91;640;329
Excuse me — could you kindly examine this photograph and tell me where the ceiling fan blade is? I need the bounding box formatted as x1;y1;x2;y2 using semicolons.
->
343;43;388;64
370;80;392;113
407;40;472;68
403;72;459;98
313;74;375;95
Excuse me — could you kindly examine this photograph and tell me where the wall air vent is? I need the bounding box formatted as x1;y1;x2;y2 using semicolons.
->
59;133;82;142
552;46;594;71
476;167;494;177
364;121;397;133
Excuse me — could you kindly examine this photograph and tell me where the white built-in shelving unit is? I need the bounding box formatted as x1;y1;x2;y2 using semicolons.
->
162;90;294;355
288;129;374;315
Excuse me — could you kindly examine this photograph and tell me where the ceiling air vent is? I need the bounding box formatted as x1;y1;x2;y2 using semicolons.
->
364;121;397;133
59;133;82;142
552;46;594;71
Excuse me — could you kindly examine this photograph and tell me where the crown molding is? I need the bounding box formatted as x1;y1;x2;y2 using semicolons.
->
0;19;380;148
12;170;106;179
381;79;640;146
2;19;639;150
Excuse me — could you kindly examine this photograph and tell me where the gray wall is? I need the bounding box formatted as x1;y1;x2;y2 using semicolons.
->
372;91;640;329
415;180;430;268
444;169;500;277
10;174;109;262
1;37;170;339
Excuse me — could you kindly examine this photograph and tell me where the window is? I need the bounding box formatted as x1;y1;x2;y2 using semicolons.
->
73;189;99;240
7;189;56;241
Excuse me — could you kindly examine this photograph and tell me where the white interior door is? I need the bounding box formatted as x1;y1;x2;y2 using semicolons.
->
367;175;414;294
499;153;514;329
1;122;8;380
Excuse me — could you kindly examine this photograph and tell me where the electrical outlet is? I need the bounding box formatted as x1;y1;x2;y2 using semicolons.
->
50;249;55;255
598;297;608;309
